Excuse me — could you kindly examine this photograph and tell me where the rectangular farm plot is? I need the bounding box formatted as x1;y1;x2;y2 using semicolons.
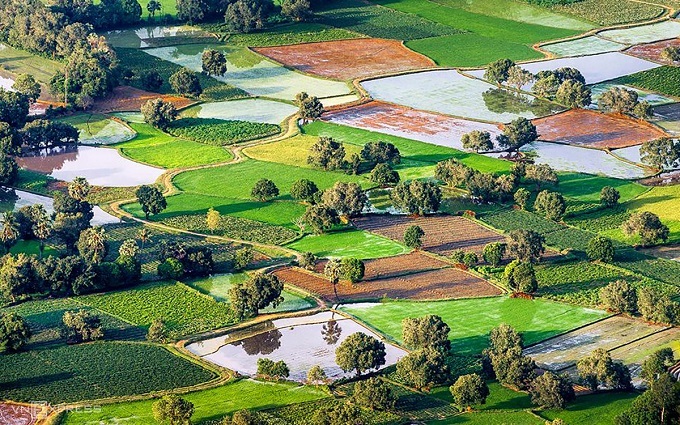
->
598;20;680;45
183;99;298;125
542;36;625;57
626;38;680;64
323;101;502;151
353;214;506;257
315;251;452;280
609;327;680;382
533;109;668;149
253;39;435;81
589;83;676;108
524;315;664;371
361;70;562;123
92;86;195;114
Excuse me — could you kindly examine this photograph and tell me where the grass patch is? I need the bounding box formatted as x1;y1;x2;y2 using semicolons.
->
244;134;364;168
539;391;637;424
168;118;280;146
482;209;564;234
15;169;53;194
428;411;544;424
225;22;363;46
286;228;409;259
0;43;62;83
162;213;298;244
615;66;680;98
8;239;58;257
78;281;234;339
61;379;328;425
116;122;232;168
340;297;607;355
550;0;664;26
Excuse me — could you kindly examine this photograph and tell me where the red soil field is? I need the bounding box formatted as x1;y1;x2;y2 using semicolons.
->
274;265;501;302
253;38;435;80
314;251;451;280
626;38;680;63
533;109;667;149
353;215;506;257
0;403;40;425
91;86;195;113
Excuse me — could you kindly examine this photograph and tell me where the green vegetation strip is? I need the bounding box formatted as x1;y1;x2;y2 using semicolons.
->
287;229;410;260
168;118;280;146
615;66;680;98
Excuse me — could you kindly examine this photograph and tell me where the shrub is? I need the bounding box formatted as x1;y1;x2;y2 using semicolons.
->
158;258;184;280
483;242;506;267
404;225;425;249
599;280;637;314
341;257;365;283
587;236;614;262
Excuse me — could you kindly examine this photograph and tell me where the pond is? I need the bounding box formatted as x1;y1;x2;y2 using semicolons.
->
187;311;407;382
182;99;298;125
186;273;316;313
16;146;165;187
0;189;119;225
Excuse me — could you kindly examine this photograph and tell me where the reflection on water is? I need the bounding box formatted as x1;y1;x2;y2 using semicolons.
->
482;88;560;116
16;145;164;187
187;311;406;381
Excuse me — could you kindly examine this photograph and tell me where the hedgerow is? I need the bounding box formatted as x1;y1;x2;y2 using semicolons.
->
168;118;280;146
163;214;297;245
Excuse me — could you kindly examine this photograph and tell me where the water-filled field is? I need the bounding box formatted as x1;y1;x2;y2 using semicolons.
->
541;36;625;57
183;99;297;125
589;83;675;108
598;20;680;45
16;146;164;187
0;189;118;225
143;45;352;101
362;70;561;123
187;311;407;381
60;114;137;145
104;25;211;49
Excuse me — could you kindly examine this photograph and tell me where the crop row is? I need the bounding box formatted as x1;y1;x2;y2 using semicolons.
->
168;118;280;146
162;214;297;245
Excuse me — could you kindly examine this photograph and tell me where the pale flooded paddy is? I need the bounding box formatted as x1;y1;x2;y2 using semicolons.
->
0;189;118;225
541;36;625;57
597;20;680;45
60;114;137;145
104;25;212;49
0;74;13;90
487;142;648;179
589;83;675;109
182;99;298;125
143;45;352;101
16;146;164;187
186;273;316;313
362;70;562;123
187;311;406;381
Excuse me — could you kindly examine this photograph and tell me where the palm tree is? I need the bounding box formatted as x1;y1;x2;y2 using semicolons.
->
0;211;19;254
323;258;342;300
147;0;161;18
68;177;91;201
138;228;151;249
31;206;52;259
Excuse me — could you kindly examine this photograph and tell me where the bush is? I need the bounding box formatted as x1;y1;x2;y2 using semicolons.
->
404;225;425;249
158;258;184;280
483;242;506;267
599;280;637;314
341;257;365;283
587;236;614;262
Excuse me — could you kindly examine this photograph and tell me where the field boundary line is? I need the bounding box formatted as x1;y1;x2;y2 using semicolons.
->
522;313;615;351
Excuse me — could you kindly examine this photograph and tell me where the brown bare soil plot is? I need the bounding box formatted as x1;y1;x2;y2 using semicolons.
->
626;38;680;63
274;265;500;302
253;38;434;81
314;251;451;280
533;109;667;149
353;215;505;257
91;86;195;113
0;403;40;425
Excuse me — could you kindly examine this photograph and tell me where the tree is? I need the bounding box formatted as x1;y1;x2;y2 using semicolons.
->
369;163;400;185
484;58;515;85
615;374;680;425
622;211;669;247
0;89;29;128
532;73;561;99
62;309;103;343
256;358;290;380
534;190;566;221
0;312;31;352
637;287;679;325
555;80;591;108
335;332;386;376
525;164;558;190
504;260;537;293
282;0;312;21
147;0;162;18
514;188;530;210
599;280;637;314
202;49;227;76
233;247;254;271
483;242;506;267
32;205;52;259
312;403;362;425
290;179;319;203
599;86;638;114
461;130;493;153
577;348;632;391
324;258;342;297
307;364;328;384
353;377;396;410
177;0;206;24
321;182;366;217
153;395;194;425
225;0;273;33
158;258;184;280
404;225;425;249
228;273;283;320
361;141;401;165
0;254;34;302
68;176;91;201
0;211;19;253
139;228;152;249
390;180;442;215
0;153;18;186
77;226;108;264
586;235;614;263
600;186;620;208
640;138;680;170
402;315;451;352
141;98;178;130
169;68;202;97
307;137;345;170
496;117;537;151
435;158;474;187
147;318;169;343
641;348;675;384
634;101;653;119
529;372;575;409
140;70;164;91
508;230;545;263
661;46;680;62
296;92;324;123
221;409;268;425
301;204;339;234
506;66;533;90
451;374;489;409
341;257;364;283
206;207;220;234
136;185;167;219
396;347;450;390
251;178;279;202
486;324;536;389
13;74;41;102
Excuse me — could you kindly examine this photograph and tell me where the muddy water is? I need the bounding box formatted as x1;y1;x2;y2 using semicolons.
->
0;189;119;225
16;145;164;187
187;311;406;381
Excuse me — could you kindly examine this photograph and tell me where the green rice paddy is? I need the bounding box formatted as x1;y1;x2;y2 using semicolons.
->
287;229;409;260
